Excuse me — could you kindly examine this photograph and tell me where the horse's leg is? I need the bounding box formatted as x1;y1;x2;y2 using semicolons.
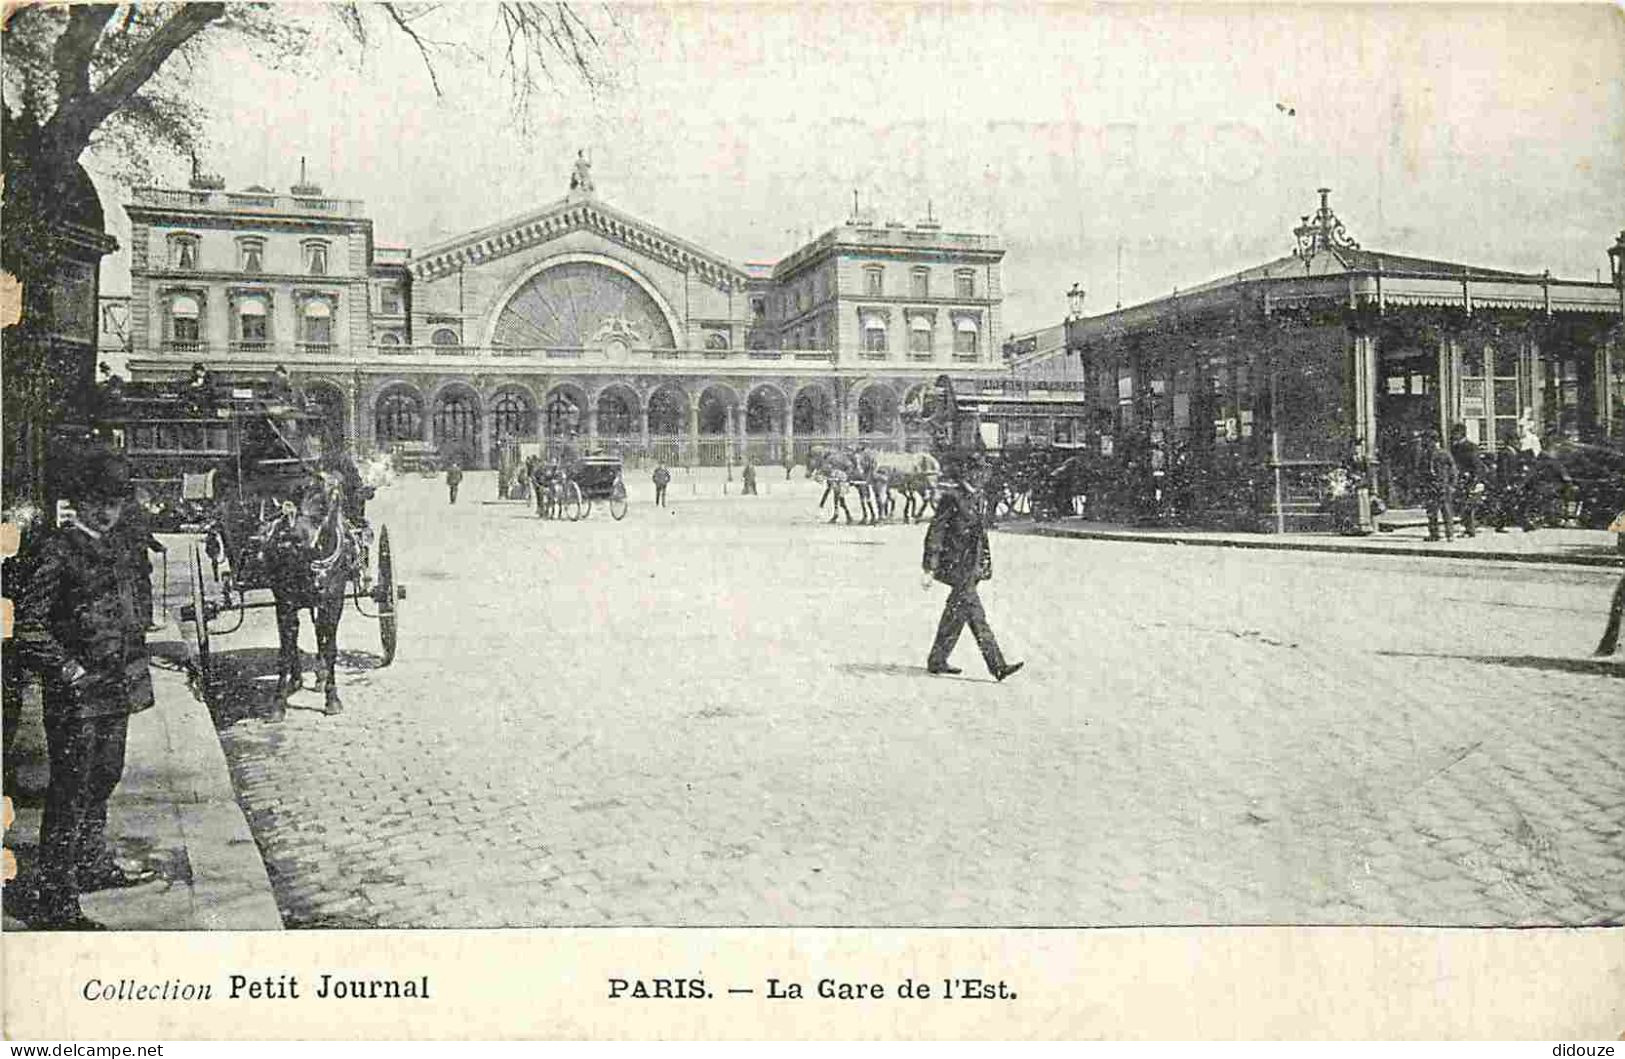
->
273;598;301;699
317;593;343;715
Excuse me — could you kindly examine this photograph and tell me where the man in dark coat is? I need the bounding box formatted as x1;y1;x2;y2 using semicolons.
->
1448;423;1488;538
15;450;159;929
1421;430;1458;542
115;492;167;632
741;460;757;496
652;462;671;507
445;461;463;505
921;459;1023;681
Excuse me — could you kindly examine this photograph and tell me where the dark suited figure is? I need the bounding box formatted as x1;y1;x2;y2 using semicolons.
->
1421;431;1458;541
1492;431;1530;531
1448;423;1487;538
15;452;159;930
653;463;671;507
445;462;463;504
741;461;757;496
921;462;1023;681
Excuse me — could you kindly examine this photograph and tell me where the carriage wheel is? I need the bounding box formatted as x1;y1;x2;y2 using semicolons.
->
564;481;584;522
185;542;212;692
608;477;629;521
374;525;399;666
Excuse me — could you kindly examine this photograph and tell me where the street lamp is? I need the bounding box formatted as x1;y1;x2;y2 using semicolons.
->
1608;230;1625;290
1066;283;1087;320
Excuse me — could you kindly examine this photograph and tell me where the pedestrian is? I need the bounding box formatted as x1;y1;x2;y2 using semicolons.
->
445;461;463;505
920;458;1023;682
783;450;795;481
15;449;160;930
529;458;549;517
653;462;671;507
1421;430;1458;541
1491;428;1530;532
741;460;757;496
1448;422;1487;538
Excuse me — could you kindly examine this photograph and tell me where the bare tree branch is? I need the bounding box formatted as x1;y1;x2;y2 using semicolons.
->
39;1;225;168
381;1;443;97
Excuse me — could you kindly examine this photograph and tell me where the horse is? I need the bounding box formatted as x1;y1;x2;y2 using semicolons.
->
873;451;940;523
254;474;363;716
807;446;857;524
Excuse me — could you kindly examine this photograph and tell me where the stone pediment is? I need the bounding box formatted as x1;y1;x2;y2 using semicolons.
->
411;196;750;292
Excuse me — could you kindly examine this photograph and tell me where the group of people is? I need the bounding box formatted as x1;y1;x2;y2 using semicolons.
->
1416;423;1574;542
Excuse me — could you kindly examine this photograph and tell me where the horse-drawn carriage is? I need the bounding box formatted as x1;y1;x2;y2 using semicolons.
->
531;448;630;521
108;379;403;714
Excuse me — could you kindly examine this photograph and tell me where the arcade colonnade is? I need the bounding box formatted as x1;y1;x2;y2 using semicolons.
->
296;372;940;468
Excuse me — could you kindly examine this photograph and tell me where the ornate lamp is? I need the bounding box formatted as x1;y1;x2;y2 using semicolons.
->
1608;230;1625;289
1066;283;1086;320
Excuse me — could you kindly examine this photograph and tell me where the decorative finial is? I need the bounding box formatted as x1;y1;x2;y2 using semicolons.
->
1293;188;1359;259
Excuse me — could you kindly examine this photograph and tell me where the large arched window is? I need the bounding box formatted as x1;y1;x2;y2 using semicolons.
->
491;390;533;439
705;332;730;350
858;387;898;435
375;389;423;442
647;388;686;436
543;392;581;439
597;391;634;436
434;390;481;447
431;327;459;347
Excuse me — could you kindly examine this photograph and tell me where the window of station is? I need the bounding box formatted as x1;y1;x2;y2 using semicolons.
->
911;268;930;298
955;270;975;298
953;316;979;355
751;297;766;322
908;315;932;354
705;331;730;350
168;234;199;270
301;299;333;347
862;314;887;353
864;266;884;297
303;241;330;276
168;295;201;345
380;287;403;315
237;237;265;274
237;297;269;345
430;327;459;347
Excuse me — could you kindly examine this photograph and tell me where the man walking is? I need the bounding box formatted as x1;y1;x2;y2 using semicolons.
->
921;458;1023;681
1421;431;1458;542
741;460;757;496
445;461;463;505
652;462;671;507
1448;422;1487;538
16;450;159;929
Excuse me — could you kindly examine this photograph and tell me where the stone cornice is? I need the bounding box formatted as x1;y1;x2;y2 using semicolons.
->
410;197;752;293
141;267;368;286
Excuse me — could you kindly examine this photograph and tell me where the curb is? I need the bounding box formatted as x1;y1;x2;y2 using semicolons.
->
1011;523;1624;569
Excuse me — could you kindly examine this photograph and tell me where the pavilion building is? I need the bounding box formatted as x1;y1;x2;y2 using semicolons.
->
1023;190;1625;530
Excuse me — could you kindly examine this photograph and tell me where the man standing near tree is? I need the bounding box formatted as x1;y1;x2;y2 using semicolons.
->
15;449;159;930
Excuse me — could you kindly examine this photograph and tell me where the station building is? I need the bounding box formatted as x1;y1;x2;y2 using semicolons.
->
1014;191;1625;530
122;161;1007;468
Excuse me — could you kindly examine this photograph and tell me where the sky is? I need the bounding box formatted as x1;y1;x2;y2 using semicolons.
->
90;1;1625;336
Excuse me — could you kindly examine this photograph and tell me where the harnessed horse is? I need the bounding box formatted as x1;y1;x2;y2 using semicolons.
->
256;474;364;715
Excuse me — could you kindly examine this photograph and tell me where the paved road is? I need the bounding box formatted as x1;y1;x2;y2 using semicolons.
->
201;472;1624;928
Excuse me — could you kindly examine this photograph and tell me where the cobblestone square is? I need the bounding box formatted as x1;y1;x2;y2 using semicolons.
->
197;474;1624;928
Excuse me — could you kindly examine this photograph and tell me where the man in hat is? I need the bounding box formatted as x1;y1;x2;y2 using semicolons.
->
15;449;159;929
920;457;1023;681
445;460;464;505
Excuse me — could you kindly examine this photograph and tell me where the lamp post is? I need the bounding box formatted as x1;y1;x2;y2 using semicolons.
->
1066;282;1087;321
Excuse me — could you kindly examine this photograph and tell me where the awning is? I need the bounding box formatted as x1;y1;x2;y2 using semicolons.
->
239;298;267;316
171;295;199;317
303;300;332;318
955;316;978;332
